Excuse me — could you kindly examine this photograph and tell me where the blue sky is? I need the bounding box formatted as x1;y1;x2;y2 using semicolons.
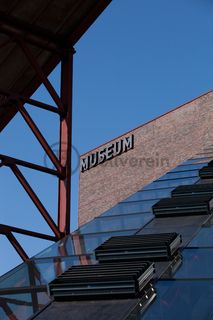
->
1;0;213;275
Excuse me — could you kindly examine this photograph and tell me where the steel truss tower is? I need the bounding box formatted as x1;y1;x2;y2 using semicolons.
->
0;43;74;260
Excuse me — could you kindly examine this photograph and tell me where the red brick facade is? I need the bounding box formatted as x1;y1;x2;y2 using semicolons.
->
78;90;213;226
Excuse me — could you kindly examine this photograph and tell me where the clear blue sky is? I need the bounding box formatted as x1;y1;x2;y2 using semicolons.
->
1;0;213;275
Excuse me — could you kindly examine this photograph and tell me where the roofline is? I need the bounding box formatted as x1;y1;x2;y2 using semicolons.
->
81;89;213;157
69;0;112;45
0;0;112;133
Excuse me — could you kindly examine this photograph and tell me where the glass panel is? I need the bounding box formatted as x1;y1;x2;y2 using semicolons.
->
0;291;50;320
34;234;75;258
0;153;210;320
182;157;212;165
0;256;86;292
143;177;199;189
173;248;213;279
158;170;199;180
33;255;96;284
188;227;213;247
77;212;153;234
172;163;206;172
123;188;174;202
142;280;213;320
102;199;157;216
0;264;30;289
35;229;138;259
196;151;213;156
79;229;137;252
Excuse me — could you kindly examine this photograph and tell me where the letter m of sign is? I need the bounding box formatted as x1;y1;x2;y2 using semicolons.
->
81;157;89;172
123;135;134;152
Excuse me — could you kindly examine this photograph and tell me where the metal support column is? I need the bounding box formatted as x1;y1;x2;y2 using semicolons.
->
58;49;74;234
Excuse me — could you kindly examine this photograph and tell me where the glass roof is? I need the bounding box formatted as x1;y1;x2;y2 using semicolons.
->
0;151;212;319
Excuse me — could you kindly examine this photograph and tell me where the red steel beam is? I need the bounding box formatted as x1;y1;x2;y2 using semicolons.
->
58;235;69;257
0;224;56;241
0;154;59;177
0;51;72;260
0;286;47;295
27;259;43;286
0;0;113;268
0;300;18;320
53;257;63;277
0;1;112;134
20;96;61;115
72;234;90;265
27;262;39;313
18;41;64;111
0;54;61;133
0;1;112;53
0;296;44;309
6;233;29;261
57;49;74;234
0;87;62;115
10;164;61;239
17;103;63;174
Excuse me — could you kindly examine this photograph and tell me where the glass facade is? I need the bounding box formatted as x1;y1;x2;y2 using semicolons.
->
142;280;213;320
0;151;212;319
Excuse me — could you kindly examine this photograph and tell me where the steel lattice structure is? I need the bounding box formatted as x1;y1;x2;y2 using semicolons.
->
0;0;111;263
0;43;73;260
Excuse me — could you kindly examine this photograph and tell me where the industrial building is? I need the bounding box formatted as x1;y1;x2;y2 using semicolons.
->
1;1;213;320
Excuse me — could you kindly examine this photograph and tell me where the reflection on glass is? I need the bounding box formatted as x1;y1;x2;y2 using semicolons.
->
80;229;137;252
171;163;206;172
102;199;157;216
123;187;174;202
34;235;75;258
143;177;199;189
188;227;213;247
0;151;210;320
35;230;138;261
174;248;213;279
78;213;153;234
142;280;213;320
0;291;50;320
34;255;95;284
0;264;30;289
182;157;211;165
158;170;199;180
34;229;138;260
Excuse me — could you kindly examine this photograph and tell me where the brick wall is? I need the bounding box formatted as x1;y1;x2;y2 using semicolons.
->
78;90;213;226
